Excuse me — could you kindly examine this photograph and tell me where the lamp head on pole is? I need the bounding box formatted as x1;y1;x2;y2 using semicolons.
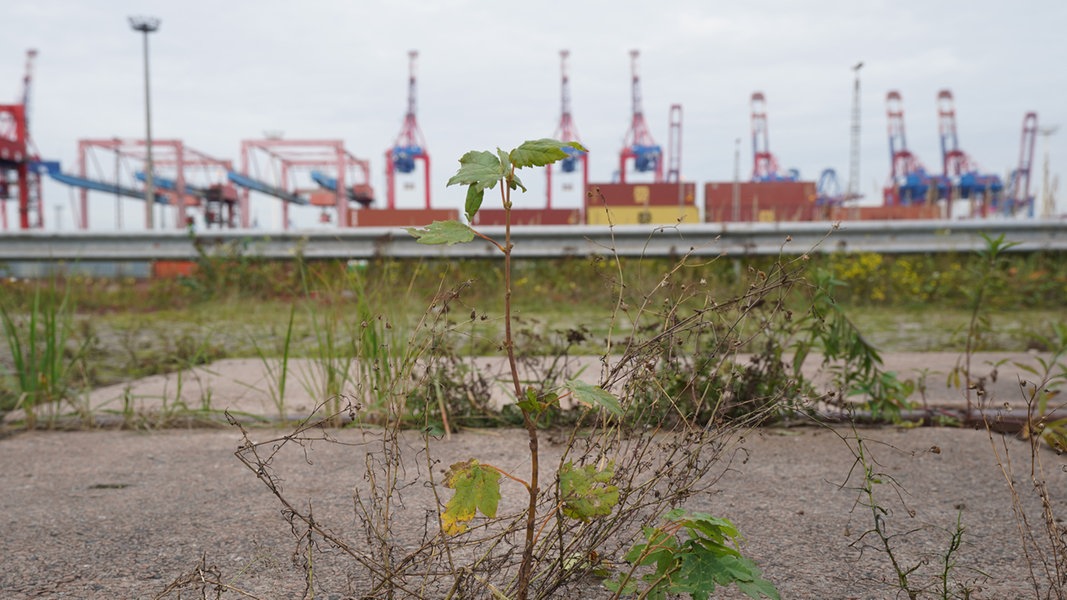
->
129;16;161;34
129;15;161;229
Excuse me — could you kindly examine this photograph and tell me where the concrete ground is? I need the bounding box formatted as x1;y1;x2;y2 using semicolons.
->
54;351;1067;423
0;352;1065;599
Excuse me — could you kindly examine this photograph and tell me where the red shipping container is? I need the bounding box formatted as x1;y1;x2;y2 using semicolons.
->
351;184;375;206
586;182;696;207
309;191;336;207
348;208;458;227
829;205;941;220
704;181;817;222
152;260;197;278
473;208;582;226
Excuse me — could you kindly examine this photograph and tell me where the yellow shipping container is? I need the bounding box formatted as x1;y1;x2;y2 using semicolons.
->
585;206;700;226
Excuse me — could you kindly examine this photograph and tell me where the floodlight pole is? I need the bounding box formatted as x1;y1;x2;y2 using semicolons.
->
130;16;160;229
846;61;863;207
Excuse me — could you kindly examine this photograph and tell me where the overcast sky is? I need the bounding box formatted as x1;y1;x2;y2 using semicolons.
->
2;0;1065;230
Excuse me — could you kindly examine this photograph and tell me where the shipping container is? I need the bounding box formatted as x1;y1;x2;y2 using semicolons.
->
703;205;810;223
152;260;197;278
704;181;818;222
348;208;458;227
308;191;336;207
828;205;941;220
586;182;696;207
473;208;582;226
351;184;375;202
585;206;700;226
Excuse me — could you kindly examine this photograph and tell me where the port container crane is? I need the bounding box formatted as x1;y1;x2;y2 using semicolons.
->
545;49;588;211
937;89;1003;213
883;90;943;205
750;92;796;182
816;168;843;206
385;51;430;210
0;49;42;230
231;138;372;229
136;170;238;228
618;50;662;184
40;139;232;229
1003;112;1038;216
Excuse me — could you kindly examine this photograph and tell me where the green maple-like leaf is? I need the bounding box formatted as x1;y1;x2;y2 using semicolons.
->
510;139;588;169
464;184;484;223
625;527;679;565
667;510;779;600
559;460;619;522
737;578;782;600
616;511;779;600
515;387;541;415
495;148;511;170
516;387;560;416
441;459;502;535
562;379;622;417
448;140;585;219
406;220;476;245
510;171;526;192
446;150;505;189
675;550;778;600
447;149;511;221
667;509;741;545
602;576;639;596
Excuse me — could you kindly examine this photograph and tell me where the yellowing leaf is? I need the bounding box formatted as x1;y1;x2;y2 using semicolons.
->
441;459;502;535
559;461;619;522
442;519;468;536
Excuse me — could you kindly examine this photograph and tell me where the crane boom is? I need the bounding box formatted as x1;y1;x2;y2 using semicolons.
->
20;50;38;133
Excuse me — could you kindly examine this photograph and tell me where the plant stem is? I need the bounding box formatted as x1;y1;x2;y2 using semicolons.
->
499;175;539;600
962;279;985;414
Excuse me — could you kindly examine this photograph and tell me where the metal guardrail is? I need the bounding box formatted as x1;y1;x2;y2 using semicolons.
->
1;219;1065;262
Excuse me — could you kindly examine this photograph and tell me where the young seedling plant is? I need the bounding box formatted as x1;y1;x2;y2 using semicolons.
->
409;139;626;598
409;139;778;600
